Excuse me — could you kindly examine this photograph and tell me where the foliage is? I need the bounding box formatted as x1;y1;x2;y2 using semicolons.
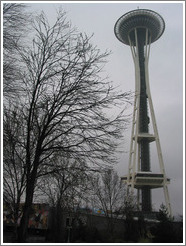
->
151;204;183;243
156;203;172;222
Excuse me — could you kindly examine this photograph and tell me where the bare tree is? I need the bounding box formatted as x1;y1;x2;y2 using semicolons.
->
37;157;90;208
89;169;128;236
3;9;131;242
36;157;91;242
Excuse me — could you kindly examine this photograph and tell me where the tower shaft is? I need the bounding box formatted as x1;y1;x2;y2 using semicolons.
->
138;32;151;212
138;33;150;171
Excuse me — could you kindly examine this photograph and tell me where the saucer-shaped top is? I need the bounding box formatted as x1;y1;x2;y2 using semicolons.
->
114;9;165;45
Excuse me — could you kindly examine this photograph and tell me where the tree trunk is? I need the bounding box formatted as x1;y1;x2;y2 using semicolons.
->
13;198;21;242
55;201;64;242
17;178;35;242
17;140;41;242
107;216;114;237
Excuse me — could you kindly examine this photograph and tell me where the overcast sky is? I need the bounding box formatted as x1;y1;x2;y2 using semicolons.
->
27;1;184;217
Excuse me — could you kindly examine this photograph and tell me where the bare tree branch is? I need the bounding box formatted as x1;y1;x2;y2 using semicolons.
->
3;3;32;100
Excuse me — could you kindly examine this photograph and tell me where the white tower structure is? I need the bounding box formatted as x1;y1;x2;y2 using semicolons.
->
114;9;172;216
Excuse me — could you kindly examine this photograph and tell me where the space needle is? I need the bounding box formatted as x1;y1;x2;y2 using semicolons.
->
114;9;172;216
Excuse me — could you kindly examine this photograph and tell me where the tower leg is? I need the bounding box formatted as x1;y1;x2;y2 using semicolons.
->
163;184;172;216
144;46;172;217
